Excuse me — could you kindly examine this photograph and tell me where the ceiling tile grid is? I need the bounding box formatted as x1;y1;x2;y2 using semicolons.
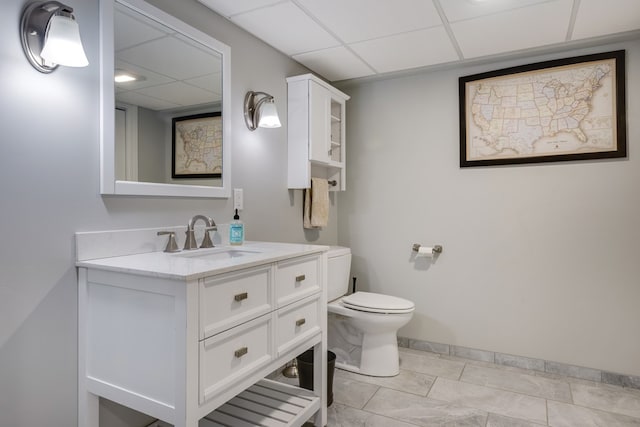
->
572;0;640;40
115;5;224;111
295;0;443;43
228;2;340;55
450;0;575;59
349;27;459;73
197;0;640;82
438;0;555;22
197;0;283;17
114;6;170;51
292;46;375;82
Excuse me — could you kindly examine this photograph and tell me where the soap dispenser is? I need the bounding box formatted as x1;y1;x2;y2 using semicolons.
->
229;209;244;245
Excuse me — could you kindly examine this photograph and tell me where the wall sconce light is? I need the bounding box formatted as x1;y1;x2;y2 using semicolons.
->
20;1;89;73
244;91;281;131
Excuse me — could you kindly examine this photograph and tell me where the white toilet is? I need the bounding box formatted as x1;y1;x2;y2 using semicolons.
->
327;246;415;377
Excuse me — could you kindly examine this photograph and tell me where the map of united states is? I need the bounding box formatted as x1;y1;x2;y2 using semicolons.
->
175;121;222;175
467;60;616;161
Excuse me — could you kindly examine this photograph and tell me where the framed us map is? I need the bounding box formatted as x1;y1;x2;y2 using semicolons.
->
172;112;222;178
459;50;626;167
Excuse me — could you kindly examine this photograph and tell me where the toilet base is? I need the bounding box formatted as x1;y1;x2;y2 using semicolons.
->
336;349;400;377
359;331;400;376
328;310;408;377
334;337;400;377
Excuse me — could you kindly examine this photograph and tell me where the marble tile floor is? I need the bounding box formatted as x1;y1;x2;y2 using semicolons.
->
279;347;640;426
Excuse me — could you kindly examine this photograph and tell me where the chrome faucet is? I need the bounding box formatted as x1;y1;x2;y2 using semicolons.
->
184;215;217;250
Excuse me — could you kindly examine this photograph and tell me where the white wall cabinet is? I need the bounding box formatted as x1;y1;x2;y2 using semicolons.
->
76;236;328;427
287;74;350;191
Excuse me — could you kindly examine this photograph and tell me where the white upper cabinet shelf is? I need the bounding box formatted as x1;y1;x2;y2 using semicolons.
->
287;74;350;191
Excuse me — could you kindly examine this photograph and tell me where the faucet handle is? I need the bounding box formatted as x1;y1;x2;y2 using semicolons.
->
157;231;180;253
184;228;197;250
200;226;217;249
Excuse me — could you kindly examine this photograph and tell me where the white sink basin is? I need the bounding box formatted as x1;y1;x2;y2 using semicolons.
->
174;247;262;262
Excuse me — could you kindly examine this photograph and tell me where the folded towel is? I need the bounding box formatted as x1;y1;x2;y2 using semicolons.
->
303;178;329;229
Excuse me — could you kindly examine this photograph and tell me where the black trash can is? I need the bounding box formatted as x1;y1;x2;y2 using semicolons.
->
296;349;336;406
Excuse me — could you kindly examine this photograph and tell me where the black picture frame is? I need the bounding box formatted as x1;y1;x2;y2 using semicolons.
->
172;112;223;178
459;50;626;168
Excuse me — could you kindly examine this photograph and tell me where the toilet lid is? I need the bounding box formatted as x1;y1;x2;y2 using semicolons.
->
342;292;415;314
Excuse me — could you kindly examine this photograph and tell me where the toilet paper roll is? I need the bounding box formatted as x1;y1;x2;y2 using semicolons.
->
416;246;434;258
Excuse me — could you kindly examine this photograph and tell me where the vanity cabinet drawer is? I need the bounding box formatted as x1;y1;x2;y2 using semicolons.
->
275;255;321;307
199;313;272;404
200;265;272;340
276;295;321;356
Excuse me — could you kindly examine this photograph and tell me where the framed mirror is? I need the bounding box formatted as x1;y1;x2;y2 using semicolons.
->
100;0;231;197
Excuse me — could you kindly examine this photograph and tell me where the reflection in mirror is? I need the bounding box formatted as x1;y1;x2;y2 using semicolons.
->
100;0;231;198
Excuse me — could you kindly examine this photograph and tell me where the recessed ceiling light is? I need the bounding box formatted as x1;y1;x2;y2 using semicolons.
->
115;74;136;83
114;70;145;83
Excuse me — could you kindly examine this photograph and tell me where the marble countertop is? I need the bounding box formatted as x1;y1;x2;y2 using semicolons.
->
76;241;328;280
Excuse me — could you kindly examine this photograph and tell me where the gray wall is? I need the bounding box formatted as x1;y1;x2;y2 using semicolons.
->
137;107;166;183
0;1;336;426
338;40;640;378
3;0;637;425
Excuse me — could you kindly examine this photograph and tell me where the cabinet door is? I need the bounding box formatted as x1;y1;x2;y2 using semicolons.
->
309;81;330;164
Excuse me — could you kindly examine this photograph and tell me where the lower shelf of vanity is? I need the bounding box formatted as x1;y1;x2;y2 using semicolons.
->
202;379;320;427
149;379;320;427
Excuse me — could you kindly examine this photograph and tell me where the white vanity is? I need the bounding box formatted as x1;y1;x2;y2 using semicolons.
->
76;228;328;427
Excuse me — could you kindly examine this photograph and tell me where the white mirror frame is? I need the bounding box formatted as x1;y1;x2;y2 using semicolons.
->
100;0;231;198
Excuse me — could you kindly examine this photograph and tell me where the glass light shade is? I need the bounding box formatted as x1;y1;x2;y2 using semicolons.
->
258;101;281;128
41;14;89;67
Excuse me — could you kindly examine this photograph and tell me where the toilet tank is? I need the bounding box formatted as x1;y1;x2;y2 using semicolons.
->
327;246;352;301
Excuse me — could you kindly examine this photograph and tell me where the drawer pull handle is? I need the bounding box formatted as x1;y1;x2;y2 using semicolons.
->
234;347;248;358
296;318;306;327
295;274;306;282
234;292;248;302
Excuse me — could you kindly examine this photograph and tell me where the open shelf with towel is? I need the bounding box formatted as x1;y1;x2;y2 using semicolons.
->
287;74;350;191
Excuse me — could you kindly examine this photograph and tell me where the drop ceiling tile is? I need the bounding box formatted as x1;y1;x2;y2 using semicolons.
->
292;46;375;81
135;82;217;107
296;0;442;43
439;0;556;23
230;2;339;55
114;6;170;51
451;0;573;59
115;91;180;111
349;27;459;74
572;0;640;40
117;36;221;80
186;73;223;98
197;0;282;18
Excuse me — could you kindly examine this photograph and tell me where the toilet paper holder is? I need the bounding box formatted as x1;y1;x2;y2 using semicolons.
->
412;243;443;254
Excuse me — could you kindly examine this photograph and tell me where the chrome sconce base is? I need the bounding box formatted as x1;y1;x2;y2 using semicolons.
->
21;1;67;73
21;0;88;73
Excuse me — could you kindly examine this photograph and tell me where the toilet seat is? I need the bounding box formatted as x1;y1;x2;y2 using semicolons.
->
341;291;415;314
